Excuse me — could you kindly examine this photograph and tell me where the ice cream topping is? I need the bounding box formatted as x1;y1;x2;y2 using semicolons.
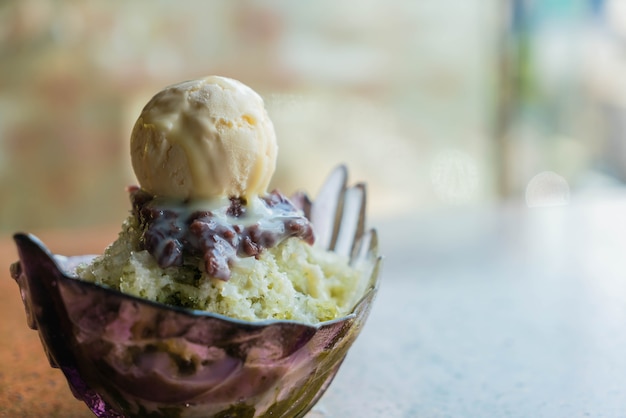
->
131;75;278;200
128;76;314;281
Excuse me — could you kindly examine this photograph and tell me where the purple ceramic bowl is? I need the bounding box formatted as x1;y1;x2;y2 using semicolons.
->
10;167;381;418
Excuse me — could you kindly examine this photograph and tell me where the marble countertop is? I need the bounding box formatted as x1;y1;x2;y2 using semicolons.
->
320;190;626;417
3;189;626;417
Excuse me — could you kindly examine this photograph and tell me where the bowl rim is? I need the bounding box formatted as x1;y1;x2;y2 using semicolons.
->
13;232;381;331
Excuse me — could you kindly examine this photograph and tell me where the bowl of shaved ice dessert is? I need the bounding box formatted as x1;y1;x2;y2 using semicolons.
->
10;76;381;418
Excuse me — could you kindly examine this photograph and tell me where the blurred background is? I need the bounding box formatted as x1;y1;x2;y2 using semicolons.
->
1;0;626;232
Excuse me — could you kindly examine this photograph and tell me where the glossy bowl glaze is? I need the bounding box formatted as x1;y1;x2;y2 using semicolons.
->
10;167;381;418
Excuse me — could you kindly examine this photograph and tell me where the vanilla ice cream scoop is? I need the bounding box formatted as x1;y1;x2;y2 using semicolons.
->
130;76;278;199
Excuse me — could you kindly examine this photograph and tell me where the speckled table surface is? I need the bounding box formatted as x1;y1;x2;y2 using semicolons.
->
3;190;626;417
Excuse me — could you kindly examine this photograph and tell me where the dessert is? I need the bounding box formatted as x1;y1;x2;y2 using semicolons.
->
77;76;368;324
130;76;277;200
10;75;380;418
